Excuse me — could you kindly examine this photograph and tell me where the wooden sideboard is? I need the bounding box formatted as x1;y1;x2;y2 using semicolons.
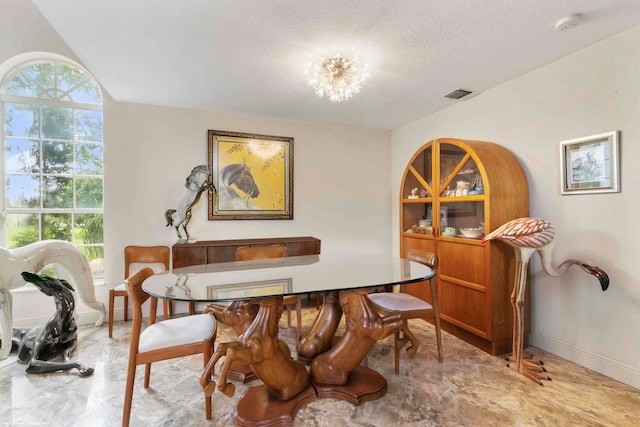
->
172;236;321;268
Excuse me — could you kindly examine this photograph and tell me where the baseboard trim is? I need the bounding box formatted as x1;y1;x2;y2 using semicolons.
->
529;331;640;390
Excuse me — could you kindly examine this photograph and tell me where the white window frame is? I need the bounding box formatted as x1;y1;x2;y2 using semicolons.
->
0;55;104;279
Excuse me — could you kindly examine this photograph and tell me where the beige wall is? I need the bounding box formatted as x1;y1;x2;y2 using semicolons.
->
391;25;640;389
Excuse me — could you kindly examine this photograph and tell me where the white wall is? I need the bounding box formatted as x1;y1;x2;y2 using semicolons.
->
2;0;392;325
102;101;392;307
391;25;640;389
3;0;638;390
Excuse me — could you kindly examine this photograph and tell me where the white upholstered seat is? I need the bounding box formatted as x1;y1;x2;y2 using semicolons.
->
368;249;443;373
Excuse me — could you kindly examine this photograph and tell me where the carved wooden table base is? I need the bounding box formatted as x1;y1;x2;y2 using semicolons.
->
207;289;401;427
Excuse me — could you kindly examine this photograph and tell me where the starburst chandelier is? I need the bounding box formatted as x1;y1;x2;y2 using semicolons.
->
304;53;369;102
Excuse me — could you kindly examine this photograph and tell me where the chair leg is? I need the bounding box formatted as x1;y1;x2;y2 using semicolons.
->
393;330;401;374
108;289;115;338
123;295;129;321
162;300;170;320
123;359;137;427
203;341;213;420
295;297;302;341
189;302;195;315
144;363;151;388
433;315;443;363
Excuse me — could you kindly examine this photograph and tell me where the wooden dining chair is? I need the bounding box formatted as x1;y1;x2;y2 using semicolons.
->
368;249;443;373
109;245;196;337
236;245;303;340
122;267;217;427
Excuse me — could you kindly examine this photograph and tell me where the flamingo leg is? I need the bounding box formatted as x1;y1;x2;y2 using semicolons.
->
506;251;550;385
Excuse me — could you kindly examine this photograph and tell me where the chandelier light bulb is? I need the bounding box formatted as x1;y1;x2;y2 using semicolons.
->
305;53;369;102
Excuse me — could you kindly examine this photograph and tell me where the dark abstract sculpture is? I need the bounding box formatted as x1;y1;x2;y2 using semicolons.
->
165;165;217;243
11;272;93;377
0;240;105;360
482;217;609;384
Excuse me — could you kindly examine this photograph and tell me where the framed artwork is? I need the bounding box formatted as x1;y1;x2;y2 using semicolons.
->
207;278;292;300
560;131;620;195
208;130;293;219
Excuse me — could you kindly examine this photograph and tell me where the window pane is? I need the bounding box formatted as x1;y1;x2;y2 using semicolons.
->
5;213;40;248
74;213;103;245
80;245;104;276
5;138;39;173
75;110;103;142
42;140;72;174
4;103;39;137
42;106;72;140
3;72;38;97
75;143;103;175
42;213;72;241
57;63;87;95
23;63;55;98
5;174;40;208
43;176;72;208
75;177;103;208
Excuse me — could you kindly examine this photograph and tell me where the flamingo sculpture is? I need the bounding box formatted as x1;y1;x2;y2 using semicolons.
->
481;217;609;384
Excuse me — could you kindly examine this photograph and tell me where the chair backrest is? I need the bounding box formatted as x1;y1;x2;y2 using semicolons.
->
407;249;438;269
124;266;156;338
124;245;170;278
236;245;286;261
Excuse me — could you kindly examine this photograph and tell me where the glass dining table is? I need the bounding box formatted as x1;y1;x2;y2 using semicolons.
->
142;252;434;427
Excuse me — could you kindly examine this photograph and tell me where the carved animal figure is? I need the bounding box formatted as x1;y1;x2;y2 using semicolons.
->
310;290;402;385
165;165;216;243
200;298;308;401
218;160;260;210
0;240;105;360
12;272;93;376
481;217;609;384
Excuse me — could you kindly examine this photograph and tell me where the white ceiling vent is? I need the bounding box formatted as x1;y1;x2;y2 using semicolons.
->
444;88;473;100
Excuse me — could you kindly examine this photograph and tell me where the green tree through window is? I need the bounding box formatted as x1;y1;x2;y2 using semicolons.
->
1;58;104;278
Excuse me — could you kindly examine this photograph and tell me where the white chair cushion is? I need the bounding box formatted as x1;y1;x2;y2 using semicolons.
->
113;263;166;291
139;314;216;353
129;262;167;275
368;292;433;311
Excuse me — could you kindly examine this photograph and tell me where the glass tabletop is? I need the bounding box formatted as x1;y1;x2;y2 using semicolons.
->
141;253;434;303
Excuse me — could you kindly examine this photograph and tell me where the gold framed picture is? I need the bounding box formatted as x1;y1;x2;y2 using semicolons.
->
208;130;293;219
207;278;292;300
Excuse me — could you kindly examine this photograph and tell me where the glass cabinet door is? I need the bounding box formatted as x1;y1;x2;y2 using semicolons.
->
438;143;485;238
401;144;434;235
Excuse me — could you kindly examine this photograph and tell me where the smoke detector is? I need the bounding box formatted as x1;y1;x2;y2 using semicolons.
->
555;14;582;32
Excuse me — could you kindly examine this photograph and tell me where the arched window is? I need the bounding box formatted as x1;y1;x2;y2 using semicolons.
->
1;57;104;278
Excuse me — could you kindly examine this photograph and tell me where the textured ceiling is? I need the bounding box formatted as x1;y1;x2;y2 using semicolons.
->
31;0;640;130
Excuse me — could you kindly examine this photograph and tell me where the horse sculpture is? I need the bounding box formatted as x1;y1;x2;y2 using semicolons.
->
199;297;309;401
310;289;402;385
0;240;105;360
12;272;94;377
165;164;216;243
218;159;260;211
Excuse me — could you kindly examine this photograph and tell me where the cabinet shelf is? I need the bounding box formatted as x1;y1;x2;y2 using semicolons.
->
399;138;529;355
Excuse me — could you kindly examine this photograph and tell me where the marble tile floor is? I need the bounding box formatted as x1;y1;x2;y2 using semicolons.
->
1;307;639;427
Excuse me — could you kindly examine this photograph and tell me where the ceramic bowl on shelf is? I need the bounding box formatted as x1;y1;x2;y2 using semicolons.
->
459;227;483;238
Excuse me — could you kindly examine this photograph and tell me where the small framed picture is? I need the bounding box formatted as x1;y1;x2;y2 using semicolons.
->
560;131;620;195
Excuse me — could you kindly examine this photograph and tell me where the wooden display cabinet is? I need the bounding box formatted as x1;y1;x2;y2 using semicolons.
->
399;138;529;355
